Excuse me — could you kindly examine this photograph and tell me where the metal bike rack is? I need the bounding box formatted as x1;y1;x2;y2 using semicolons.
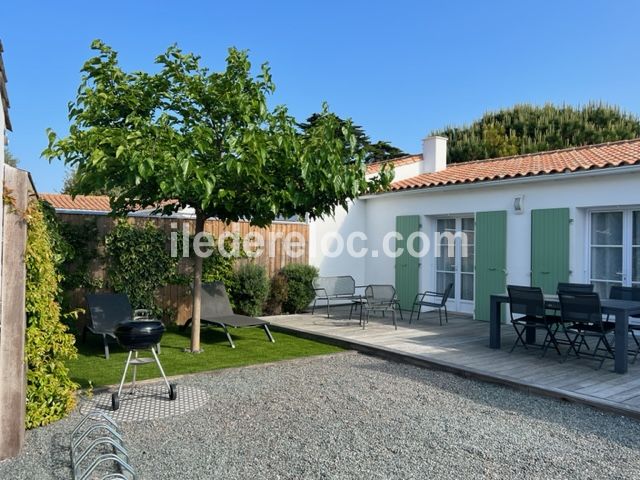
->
70;412;136;480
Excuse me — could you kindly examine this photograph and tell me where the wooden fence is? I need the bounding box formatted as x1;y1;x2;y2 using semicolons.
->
56;213;309;325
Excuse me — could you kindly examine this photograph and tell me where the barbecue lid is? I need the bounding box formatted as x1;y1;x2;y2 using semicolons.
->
114;319;165;336
114;320;165;350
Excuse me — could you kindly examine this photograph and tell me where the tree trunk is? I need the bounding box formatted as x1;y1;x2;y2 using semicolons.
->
189;211;206;353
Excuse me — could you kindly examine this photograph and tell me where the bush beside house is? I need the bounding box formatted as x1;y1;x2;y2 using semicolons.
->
280;264;319;313
233;263;269;316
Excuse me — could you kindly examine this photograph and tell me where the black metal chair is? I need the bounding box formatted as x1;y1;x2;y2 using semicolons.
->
409;283;454;326
609;285;640;362
559;292;615;369
362;285;402;330
550;283;595;350
557;283;594;295
507;285;562;356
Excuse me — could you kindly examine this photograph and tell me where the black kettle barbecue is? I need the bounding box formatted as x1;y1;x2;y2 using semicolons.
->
112;319;177;411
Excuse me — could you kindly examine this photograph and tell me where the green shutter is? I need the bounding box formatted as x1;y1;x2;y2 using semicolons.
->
395;215;421;310
531;208;570;294
475;211;507;321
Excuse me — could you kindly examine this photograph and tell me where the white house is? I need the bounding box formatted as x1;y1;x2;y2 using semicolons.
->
309;136;640;321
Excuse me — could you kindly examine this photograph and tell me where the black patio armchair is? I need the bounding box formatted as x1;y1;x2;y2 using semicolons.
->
507;285;562;357
559;292;615;369
409;283;453;326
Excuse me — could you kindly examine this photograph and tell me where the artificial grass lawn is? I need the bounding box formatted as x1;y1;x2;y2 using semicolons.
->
67;325;343;388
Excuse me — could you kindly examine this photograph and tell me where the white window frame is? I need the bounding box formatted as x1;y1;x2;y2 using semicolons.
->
432;215;475;313
586;206;640;296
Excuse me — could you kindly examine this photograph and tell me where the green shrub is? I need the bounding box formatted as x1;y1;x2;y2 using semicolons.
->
105;221;178;311
264;272;288;315
25;201;79;428
280;264;318;313
232;263;269;316
201;235;239;288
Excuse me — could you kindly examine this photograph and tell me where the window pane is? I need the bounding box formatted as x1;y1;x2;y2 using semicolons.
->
437;218;456;232
590;246;623;281
634;247;640;283
592;281;621;300
634;212;640;246
461;246;474;273
437;244;455;271
591;212;623;245
437;272;455;295
461;231;474;247
461;218;475;232
461;273;474;301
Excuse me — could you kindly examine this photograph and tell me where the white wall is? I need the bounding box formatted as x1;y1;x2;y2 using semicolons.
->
308;159;422;285
309;200;367;284
310;166;640;314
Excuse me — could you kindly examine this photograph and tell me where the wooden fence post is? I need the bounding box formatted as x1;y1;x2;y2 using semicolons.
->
0;166;29;459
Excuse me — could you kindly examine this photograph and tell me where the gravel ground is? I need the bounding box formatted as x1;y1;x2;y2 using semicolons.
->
2;351;640;479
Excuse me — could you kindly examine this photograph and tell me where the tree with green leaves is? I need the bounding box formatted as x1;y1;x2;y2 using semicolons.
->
366;140;407;163
300;114;406;163
44;40;393;352
433;103;640;163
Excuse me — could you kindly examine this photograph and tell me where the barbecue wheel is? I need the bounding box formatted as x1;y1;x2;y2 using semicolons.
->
111;393;120;411
169;384;178;401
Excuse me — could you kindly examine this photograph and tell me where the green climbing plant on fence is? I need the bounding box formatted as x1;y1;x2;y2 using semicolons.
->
25;201;79;428
105;220;179;311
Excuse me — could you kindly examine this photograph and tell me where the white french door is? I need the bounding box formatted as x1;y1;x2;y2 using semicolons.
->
435;217;475;313
589;209;640;298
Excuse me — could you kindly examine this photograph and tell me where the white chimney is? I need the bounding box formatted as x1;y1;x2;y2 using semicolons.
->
421;135;448;173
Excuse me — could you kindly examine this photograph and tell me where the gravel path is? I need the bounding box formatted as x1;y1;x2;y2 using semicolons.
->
2;351;640;479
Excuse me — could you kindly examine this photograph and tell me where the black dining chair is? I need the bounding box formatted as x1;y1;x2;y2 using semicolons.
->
557;283;594;295
551;283;595;349
507;285;562;357
559;292;614;369
609;285;640;363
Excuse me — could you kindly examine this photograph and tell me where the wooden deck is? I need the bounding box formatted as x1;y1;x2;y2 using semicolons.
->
268;308;640;419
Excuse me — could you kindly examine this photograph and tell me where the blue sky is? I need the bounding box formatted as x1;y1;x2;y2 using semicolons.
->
3;0;640;193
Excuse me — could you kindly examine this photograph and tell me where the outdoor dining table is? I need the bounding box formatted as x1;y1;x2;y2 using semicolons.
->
489;293;640;374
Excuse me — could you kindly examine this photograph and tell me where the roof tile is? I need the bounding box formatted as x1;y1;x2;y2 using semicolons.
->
366;154;422;174
390;138;640;191
41;194;112;212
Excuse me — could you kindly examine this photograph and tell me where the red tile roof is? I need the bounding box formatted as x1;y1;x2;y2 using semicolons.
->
41;193;112;212
366;154;422;174
391;138;640;191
